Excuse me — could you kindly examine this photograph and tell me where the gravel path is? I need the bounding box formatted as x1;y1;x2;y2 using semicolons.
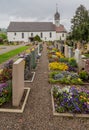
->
0;43;89;130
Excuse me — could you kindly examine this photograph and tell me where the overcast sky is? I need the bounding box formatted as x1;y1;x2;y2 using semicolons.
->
0;0;89;31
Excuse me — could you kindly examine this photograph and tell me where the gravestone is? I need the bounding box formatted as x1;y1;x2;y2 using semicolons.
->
85;59;89;73
24;54;32;80
60;44;64;54
68;46;73;58
64;45;69;58
12;58;25;106
87;44;89;51
74;48;81;65
31;49;37;69
38;44;41;56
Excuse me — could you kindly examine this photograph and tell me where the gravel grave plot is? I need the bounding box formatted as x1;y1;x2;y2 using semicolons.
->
0;44;89;130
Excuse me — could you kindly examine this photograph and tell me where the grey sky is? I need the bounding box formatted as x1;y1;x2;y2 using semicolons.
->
0;0;89;31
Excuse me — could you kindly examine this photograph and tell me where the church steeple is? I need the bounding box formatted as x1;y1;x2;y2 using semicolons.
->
54;4;60;27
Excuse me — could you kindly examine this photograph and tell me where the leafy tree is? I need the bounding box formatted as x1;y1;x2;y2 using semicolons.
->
34;35;42;42
0;33;7;40
70;5;89;42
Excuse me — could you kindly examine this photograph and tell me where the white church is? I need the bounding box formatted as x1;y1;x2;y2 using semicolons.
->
7;8;67;42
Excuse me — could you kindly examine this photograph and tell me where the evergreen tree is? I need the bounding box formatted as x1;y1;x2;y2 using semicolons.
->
70;5;89;42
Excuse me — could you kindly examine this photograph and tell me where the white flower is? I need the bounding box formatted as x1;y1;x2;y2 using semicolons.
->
62;86;70;93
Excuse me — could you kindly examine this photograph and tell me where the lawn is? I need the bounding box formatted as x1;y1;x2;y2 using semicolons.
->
0;46;29;64
84;54;89;58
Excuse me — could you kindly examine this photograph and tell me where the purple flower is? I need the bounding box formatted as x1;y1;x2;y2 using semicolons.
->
0;83;7;88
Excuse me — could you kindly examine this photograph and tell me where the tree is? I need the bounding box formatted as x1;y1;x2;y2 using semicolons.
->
0;33;7;40
70;5;89;42
34;35;42;42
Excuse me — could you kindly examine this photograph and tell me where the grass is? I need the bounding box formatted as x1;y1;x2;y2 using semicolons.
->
84;54;89;58
0;46;29;64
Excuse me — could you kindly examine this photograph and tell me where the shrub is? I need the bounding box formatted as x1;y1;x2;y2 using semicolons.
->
79;71;89;81
59;57;69;63
68;58;77;67
34;35;42;42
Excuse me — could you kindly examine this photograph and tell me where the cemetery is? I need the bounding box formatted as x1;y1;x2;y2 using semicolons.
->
46;41;89;118
0;3;89;130
0;41;89;129
0;42;43;112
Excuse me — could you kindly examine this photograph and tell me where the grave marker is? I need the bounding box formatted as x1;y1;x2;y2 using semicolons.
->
12;58;25;106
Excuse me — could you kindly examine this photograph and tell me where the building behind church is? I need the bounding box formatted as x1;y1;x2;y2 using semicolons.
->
7;8;67;42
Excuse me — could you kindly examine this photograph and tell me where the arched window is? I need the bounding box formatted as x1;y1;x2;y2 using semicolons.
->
31;33;33;37
62;33;64;37
50;32;52;38
40;32;43;38
14;32;16;36
22;33;24;38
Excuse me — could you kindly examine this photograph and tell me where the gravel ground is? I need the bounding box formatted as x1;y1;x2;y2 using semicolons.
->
0;43;89;130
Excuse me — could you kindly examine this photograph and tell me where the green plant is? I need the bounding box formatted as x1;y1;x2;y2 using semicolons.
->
68;58;77;67
59;57;69;63
0;33;7;40
34;35;42;42
79;70;89;81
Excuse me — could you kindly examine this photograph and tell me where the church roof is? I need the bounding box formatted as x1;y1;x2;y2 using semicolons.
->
56;24;67;33
7;22;56;32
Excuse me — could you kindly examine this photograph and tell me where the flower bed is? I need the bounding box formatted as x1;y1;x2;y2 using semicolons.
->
0;81;12;105
49;71;83;85
52;85;89;116
49;62;68;71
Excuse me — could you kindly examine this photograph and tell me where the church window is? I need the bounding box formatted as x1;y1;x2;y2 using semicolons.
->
31;33;33;37
40;32;43;38
22;33;24;38
50;32;52;38
62;33;64;37
14;32;16;36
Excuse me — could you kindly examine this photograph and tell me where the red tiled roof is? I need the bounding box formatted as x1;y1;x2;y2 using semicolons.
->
56;24;67;33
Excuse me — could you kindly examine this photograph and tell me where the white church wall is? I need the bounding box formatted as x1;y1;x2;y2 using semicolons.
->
7;32;29;42
7;31;56;42
28;31;56;41
56;32;67;41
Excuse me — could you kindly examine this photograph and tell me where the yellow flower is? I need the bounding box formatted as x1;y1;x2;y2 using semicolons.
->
32;48;34;51
49;62;68;71
26;49;31;53
56;52;64;58
78;78;82;82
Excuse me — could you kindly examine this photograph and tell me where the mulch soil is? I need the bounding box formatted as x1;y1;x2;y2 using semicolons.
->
0;43;89;130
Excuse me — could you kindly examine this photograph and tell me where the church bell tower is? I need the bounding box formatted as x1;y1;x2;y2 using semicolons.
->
54;4;60;27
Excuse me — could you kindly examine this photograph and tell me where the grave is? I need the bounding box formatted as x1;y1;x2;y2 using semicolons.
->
64;45;69;57
68;46;73;58
12;58;25;106
74;48;81;65
85;59;89;73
